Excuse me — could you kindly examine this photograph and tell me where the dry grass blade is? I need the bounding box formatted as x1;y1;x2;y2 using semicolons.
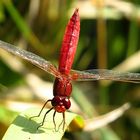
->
84;103;130;131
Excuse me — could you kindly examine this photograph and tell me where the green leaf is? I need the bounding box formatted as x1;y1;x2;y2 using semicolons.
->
2;108;83;140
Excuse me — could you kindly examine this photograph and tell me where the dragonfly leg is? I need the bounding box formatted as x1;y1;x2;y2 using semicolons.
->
30;99;52;120
53;111;57;131
37;107;53;130
62;112;66;131
57;112;66;131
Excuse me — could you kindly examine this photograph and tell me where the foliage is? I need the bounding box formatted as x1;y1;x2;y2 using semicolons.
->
0;0;140;140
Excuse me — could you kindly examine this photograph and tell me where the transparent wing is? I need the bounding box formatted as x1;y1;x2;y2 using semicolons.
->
0;40;61;78
71;69;140;83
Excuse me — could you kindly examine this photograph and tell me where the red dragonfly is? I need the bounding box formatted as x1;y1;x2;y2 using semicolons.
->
0;9;140;130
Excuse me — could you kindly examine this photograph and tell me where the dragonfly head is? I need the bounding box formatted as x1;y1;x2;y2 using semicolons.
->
51;96;71;113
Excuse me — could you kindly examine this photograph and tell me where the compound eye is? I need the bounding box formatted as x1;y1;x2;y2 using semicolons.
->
51;96;61;106
62;98;71;109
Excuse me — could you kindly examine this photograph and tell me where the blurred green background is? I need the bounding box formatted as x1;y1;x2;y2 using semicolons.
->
0;0;140;140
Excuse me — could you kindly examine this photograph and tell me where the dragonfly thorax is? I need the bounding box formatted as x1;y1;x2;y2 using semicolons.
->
53;78;72;97
51;96;71;113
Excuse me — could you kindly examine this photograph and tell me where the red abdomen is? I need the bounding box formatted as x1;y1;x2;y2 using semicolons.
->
58;9;80;75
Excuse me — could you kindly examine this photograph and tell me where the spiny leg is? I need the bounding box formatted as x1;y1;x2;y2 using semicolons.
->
62;112;66;131
30;99;52;120
37;107;53;130
53;111;57;131
58;112;66;131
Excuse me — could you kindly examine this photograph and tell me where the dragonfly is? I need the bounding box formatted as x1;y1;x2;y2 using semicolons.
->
0;9;140;130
